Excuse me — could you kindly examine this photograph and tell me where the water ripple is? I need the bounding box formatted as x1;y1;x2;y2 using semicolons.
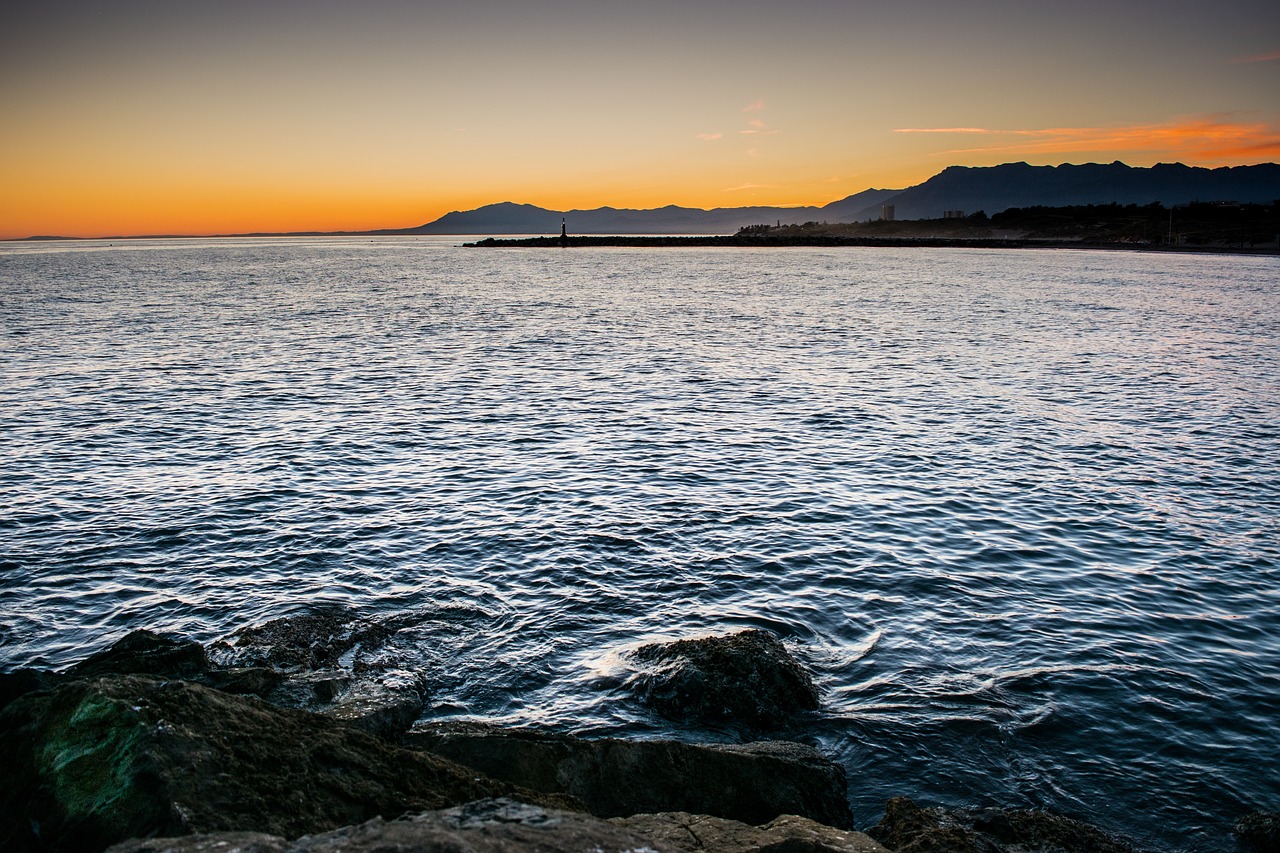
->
2;239;1278;850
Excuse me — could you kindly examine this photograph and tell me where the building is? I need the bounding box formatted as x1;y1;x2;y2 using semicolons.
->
880;205;895;222
943;210;965;219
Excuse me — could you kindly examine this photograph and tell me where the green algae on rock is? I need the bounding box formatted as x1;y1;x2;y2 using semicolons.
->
0;676;572;852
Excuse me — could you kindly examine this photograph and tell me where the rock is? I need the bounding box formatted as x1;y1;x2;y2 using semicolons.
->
0;668;58;712
1;631;216;713
1236;812;1280;853
66;630;211;680
108;799;665;853
866;797;988;853
320;679;425;740
213;606;412;671
199;666;284;697
866;796;1139;853
0;676;574;852
108;799;890;853
403;720;854;829
968;805;1140;852
614;811;890;852
627;629;820;729
108;832;288;853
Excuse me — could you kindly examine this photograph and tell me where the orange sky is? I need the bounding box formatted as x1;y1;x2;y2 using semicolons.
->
2;1;1277;239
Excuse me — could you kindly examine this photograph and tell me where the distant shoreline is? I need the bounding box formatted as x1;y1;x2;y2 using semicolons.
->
464;234;1280;255
7;233;1276;257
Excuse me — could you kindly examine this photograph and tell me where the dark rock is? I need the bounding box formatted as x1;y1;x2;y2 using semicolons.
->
66;629;210;680
867;797;989;853
199;666;284;697
0;668;58;712
321;679;425;740
108;799;892;853
614;811;890;852
1236;812;1280;853
108;799;666;853
867;796;1140;853
403;720;854;829
109;832;287;853
0;675;574;852
214;606;410;671
628;629;820;729
261;669;354;709
968;805;1139;852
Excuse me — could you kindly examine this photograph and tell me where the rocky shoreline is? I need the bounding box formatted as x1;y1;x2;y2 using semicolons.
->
2;617;1275;852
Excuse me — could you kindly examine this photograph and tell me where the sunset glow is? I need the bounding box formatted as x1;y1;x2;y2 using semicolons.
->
2;0;1277;239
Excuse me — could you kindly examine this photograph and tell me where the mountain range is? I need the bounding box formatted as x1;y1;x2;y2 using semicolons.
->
411;162;1280;235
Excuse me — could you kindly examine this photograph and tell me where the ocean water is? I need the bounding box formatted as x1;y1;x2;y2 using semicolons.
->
1;237;1277;850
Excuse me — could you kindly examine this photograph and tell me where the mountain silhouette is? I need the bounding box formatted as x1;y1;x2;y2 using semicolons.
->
413;162;1280;234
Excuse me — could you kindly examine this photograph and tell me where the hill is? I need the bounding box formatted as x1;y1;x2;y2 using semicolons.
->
413;162;1280;234
851;162;1280;221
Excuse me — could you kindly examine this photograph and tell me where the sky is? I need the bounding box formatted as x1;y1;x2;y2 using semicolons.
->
2;0;1278;238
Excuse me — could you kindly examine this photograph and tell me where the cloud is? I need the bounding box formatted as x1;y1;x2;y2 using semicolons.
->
724;182;777;191
695;132;724;141
896;115;1280;162
743;99;765;112
1235;50;1280;63
740;119;779;136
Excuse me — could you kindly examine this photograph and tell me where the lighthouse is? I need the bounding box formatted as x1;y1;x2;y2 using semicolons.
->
559;218;569;248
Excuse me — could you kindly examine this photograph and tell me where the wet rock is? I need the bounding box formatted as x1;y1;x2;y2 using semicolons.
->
867;796;1139;853
262;669;354;708
2;631;217;712
0;675;574;853
108;799;664;853
66;629;211;680
403;720;853;829
614;811;890;852
213;606;411;671
321;678;425;740
867;797;988;853
1236;812;1280;853
628;629;820;729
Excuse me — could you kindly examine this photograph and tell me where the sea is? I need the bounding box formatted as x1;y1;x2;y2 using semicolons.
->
1;236;1277;850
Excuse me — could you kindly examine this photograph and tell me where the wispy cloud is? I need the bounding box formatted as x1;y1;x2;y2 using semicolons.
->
743;99;765;112
1235;50;1280;63
740;118;779;136
695;132;724;141
724;182;777;191
896;115;1280;161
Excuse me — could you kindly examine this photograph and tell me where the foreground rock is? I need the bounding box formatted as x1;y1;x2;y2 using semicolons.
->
0;676;572;852
1;628;426;741
108;798;890;853
405;720;854;828
867;796;1140;853
628;629;820;729
615;811;890;851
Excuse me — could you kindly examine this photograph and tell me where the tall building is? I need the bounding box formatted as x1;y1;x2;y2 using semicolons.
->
880;205;895;222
